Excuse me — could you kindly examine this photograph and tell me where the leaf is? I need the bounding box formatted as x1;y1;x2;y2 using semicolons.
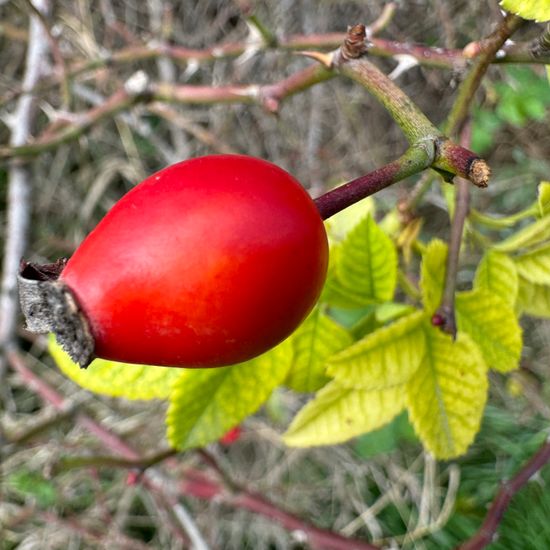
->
327;311;426;390
283;380;406;447
285;307;353;393
539;181;550;217
494;216;550;253
325;197;375;244
474;250;518;306
516;277;550;318
406;326;488;459
514;243;550;285
421;239;447;315
49;336;182;400
167;340;293;450
456;290;522;373
500;0;550;21
324;215;397;308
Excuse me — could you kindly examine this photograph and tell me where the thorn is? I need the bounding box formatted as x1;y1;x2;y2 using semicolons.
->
296;50;333;68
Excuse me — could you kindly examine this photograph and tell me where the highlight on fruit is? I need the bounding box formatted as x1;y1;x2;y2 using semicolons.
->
18;155;329;369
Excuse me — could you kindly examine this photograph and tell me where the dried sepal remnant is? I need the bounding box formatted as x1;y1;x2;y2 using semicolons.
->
18;260;95;368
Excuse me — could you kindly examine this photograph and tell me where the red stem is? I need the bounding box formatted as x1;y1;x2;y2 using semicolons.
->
457;438;550;550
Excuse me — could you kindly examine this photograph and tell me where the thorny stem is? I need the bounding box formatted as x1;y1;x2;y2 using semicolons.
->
315;143;434;220
306;24;490;190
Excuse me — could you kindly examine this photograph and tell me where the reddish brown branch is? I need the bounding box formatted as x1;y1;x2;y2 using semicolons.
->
457;437;550;550
6;349;381;550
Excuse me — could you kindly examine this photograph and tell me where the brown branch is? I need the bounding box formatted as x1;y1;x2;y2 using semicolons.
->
457;437;550;550
6;349;381;550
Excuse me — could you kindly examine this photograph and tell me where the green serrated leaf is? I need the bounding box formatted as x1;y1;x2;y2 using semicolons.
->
514;243;550;285
421;239;447;315
327;311;426;390
494;216;550;253
285;307;353;393
49;336;182;400
517;277;550;318
539;182;550;216
456;290;522;373
283;380;406;447
474;250;518;306
324;215;397;308
500;0;550;21
406;326;488;459
167;340;293;450
325;197;375;244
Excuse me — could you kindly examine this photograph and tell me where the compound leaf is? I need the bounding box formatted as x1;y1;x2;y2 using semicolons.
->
327;310;426;390
167;340;292;450
285;307;352;393
494;216;550;253
325;215;397;307
50;336;182;400
406;326;488;459
538;181;550;217
517;277;550;318
474;250;518;306
421;239;447;315
456;290;522;373
514;243;550;285
283;380;406;447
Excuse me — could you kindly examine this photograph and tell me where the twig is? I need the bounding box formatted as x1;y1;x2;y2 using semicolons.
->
0;65;333;160
433;14;524;333
304;25;490;188
6;350;382;550
0;0;50;408
315;144;434;220
445;13;524;136
457;437;550;550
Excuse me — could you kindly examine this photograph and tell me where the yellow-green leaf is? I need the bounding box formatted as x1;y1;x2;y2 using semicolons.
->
538;181;550;217
49;336;182;400
513;243;550;285
474;250;518;306
500;0;550;21
167;341;293;450
421;239;447;315
327;311;426;390
517;277;550;318
324;215;397;308
456;290;522;373
283;380;406;447
285;308;352;393
325;197;375;244
406;327;488;459
494;216;550;253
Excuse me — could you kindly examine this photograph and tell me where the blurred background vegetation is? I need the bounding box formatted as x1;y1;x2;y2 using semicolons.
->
1;1;549;549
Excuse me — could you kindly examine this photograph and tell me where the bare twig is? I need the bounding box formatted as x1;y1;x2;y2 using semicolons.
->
0;0;50;404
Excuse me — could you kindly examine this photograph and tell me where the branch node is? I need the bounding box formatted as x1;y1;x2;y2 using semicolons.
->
341;24;369;61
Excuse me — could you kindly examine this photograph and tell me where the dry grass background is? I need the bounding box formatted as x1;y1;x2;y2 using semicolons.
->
1;1;550;549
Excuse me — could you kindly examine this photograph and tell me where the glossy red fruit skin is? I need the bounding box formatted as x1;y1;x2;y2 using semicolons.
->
60;155;328;367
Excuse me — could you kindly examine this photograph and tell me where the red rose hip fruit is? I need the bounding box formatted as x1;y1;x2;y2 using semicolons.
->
19;155;328;368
